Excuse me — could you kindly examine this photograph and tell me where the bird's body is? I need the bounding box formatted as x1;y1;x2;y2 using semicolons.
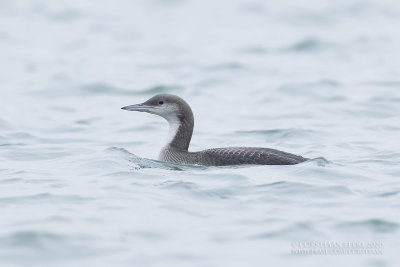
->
160;146;306;166
122;94;307;166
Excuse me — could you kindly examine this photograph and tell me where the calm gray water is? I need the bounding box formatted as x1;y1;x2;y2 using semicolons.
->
1;0;400;266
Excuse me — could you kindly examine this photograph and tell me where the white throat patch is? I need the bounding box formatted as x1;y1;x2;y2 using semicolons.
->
166;115;180;144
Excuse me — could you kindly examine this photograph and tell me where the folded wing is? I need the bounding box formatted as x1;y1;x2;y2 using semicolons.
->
198;147;307;166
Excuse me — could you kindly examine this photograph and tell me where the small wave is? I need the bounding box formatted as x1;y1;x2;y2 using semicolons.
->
233;128;321;140
306;157;330;166
0;142;26;147
158;180;236;200
0;193;90;205
372;191;399;198
336;219;399;233
1;231;66;247
4;131;36;140
202;62;247;72
0;118;12;130
278;80;342;92
247;221;323;240
281;38;335;53
0;178;23;184
74;118;100;125
364;81;400;88
79;83;135;96
122;230;167;241
369;96;400;103
50;106;76;113
31;83;184;98
86;83;185;96
194;78;226;88
47;9;81;22
0;231;105;263
238;46;269;55
4;148;72;161
256;181;353;198
277;80;345;101
135;84;184;95
107;146;207;171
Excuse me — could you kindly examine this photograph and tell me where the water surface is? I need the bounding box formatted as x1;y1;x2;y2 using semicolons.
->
1;0;400;266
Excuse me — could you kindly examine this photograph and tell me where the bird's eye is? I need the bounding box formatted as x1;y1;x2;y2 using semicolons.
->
158;101;164;105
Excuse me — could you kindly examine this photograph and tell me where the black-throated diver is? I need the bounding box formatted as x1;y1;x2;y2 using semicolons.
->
121;94;307;166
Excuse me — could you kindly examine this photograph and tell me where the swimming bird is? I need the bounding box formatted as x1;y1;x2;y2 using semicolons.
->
121;94;307;166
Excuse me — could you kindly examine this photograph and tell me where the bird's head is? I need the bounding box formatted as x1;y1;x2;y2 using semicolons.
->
121;94;192;123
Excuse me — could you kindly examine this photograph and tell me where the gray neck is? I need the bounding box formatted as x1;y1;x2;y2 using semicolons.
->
165;110;194;151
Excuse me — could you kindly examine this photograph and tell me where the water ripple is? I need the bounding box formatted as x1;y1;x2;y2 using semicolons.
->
282;38;336;53
336;219;399;233
0;193;91;205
